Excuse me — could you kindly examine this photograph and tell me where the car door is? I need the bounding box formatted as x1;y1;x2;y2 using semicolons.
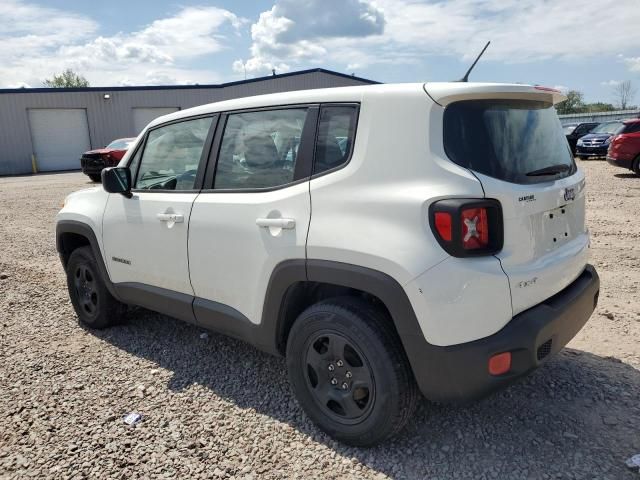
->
188;106;317;326
102;115;216;297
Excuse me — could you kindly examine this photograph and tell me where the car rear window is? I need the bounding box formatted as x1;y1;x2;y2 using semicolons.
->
443;99;575;184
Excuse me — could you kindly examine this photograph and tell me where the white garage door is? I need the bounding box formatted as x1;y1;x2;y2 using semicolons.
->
28;109;91;172
133;107;179;133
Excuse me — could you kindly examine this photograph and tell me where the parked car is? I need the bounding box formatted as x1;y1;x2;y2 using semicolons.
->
80;138;136;182
564;122;599;155
575;121;624;159
606;118;640;175
56;83;599;446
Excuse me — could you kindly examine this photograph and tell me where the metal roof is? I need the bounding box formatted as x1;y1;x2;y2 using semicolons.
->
0;68;379;94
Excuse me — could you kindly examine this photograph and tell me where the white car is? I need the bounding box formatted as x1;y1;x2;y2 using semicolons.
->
56;83;599;446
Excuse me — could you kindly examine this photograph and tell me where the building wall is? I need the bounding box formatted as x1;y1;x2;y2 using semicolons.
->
0;70;372;175
558;109;640;125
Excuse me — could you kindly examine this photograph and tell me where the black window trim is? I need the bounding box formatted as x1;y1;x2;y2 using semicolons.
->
126;113;219;194
202;103;321;193
310;102;360;181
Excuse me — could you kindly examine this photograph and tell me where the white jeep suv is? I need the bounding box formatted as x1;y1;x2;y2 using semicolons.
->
56;83;599;446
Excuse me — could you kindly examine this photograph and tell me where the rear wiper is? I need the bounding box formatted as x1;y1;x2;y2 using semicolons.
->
526;164;570;176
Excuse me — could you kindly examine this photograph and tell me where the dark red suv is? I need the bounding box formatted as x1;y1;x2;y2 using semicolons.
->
607;119;640;175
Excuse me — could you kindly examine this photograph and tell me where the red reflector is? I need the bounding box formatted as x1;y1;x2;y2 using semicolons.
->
488;352;511;375
461;207;489;249
434;212;452;241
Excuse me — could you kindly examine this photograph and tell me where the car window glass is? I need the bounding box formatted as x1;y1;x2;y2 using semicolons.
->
214;108;307;189
314;106;357;175
127;144;142;177
135;117;212;191
623;123;640;134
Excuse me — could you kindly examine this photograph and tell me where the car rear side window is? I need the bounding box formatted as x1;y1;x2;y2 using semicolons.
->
443;100;575;184
214;108;308;190
622;123;640;134
313;105;357;175
134;117;213;191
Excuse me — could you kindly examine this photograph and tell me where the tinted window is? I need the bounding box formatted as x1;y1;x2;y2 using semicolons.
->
314;106;358;175
622;122;640;134
135;117;212;190
214;108;307;190
443;100;574;184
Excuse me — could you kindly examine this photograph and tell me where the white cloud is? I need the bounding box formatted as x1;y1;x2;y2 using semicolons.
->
238;0;640;75
623;56;640;73
0;1;245;87
601;80;621;87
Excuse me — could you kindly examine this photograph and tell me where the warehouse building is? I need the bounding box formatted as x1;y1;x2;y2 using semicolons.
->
0;68;376;175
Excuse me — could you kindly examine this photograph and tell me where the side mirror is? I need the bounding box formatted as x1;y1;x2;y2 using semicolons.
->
102;167;132;198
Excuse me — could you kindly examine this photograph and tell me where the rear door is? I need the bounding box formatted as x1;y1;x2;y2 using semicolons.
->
440;96;590;315
188;106;317;325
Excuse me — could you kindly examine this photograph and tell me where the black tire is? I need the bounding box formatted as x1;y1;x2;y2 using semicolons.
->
66;246;124;329
88;173;102;182
286;297;419;446
632;156;640;176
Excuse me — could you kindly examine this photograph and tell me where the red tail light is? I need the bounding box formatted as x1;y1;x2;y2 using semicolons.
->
429;199;503;257
461;207;489;249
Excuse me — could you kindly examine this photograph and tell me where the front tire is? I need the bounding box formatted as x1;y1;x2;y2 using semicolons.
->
88;173;102;182
286;297;418;446
66;246;123;329
633;156;640;176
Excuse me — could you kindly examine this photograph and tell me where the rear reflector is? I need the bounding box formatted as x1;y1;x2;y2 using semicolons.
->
488;352;511;376
434;212;452;241
461;207;489;249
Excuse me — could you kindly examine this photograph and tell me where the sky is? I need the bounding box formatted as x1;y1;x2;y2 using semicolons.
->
1;0;639;104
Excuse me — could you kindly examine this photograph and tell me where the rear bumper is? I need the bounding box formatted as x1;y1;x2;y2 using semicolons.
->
412;265;599;403
606;155;633;170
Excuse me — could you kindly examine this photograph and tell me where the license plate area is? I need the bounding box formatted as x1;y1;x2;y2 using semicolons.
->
543;204;575;249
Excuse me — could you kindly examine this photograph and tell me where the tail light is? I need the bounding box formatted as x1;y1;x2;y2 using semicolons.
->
429;199;503;257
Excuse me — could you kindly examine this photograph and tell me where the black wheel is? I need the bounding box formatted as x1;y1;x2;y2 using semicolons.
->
88;173;101;182
286;297;418;446
66;246;123;329
633;156;640;176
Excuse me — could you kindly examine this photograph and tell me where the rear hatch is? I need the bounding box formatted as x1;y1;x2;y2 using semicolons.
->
427;83;590;315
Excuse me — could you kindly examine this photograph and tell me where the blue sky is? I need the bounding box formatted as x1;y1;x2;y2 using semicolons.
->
1;0;639;104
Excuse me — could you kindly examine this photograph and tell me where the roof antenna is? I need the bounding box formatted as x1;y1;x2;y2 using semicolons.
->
459;41;490;82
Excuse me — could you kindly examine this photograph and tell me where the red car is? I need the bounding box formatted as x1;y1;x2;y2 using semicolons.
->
607;119;640;175
80;138;136;182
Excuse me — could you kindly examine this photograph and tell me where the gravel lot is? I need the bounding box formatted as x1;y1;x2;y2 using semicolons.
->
1;161;639;479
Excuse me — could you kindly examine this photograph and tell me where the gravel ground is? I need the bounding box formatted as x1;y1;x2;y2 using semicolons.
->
0;161;639;480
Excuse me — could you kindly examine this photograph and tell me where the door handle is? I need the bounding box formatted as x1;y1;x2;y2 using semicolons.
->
157;213;184;223
256;218;296;229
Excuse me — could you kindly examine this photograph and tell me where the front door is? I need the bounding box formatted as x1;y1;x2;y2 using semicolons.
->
188;106;316;324
102;115;215;295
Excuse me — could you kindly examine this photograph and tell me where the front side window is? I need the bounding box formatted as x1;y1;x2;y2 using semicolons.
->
444;100;575;184
214;108;308;190
134;117;213;190
314;106;358;175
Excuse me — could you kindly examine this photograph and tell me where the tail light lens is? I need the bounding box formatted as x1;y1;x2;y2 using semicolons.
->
429;199;503;257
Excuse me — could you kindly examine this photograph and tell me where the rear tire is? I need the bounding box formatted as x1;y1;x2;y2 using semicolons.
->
66;246;124;329
286;297;419;446
632;156;640;176
88;173;101;182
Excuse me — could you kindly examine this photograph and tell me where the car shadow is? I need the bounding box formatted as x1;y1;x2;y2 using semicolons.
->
614;173;638;179
91;309;640;479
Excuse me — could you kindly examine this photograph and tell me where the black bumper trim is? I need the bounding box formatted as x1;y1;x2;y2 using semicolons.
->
412;265;599;403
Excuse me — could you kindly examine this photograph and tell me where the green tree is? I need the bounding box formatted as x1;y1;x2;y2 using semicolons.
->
43;69;90;88
585;102;616;112
555;90;585;114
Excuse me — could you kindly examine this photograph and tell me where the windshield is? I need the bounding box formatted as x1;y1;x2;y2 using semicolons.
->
443;99;575;184
591;122;623;134
107;139;134;149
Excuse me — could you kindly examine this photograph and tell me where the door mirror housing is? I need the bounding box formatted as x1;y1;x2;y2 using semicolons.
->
102;167;132;198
